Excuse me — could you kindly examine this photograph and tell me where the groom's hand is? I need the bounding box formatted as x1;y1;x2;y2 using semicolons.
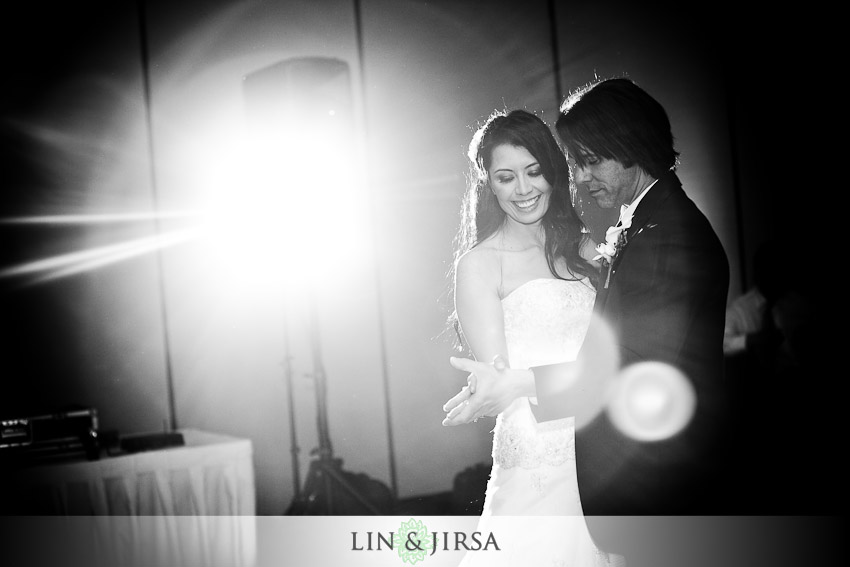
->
442;355;519;426
441;384;474;425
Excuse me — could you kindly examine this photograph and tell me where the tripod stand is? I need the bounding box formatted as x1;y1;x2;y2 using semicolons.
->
282;303;301;501
285;289;394;515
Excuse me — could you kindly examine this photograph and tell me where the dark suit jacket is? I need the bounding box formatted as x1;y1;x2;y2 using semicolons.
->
535;171;730;550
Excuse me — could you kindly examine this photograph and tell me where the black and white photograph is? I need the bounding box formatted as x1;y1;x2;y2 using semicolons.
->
0;1;838;566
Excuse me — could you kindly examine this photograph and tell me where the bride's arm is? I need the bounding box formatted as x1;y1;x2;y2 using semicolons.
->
442;251;535;425
453;249;509;366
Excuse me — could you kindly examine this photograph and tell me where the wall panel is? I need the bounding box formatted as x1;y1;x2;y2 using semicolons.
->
359;0;561;497
0;3;170;435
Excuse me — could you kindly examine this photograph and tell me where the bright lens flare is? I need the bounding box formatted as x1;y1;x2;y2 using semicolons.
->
0;211;202;225
0;216;202;286
195;125;367;292
607;361;696;442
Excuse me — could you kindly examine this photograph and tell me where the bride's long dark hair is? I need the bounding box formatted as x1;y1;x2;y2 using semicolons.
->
447;109;598;348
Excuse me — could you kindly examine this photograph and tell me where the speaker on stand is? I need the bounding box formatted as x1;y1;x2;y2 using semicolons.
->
242;56;395;515
285;289;393;515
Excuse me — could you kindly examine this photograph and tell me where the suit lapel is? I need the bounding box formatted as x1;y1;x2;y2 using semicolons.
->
623;170;680;243
598;171;680;302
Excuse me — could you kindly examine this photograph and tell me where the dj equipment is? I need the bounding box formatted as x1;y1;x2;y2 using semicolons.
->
119;431;184;454
0;406;100;467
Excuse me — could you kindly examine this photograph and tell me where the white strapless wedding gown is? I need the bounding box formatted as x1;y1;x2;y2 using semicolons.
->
458;278;625;567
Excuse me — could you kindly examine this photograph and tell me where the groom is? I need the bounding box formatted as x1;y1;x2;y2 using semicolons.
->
443;78;730;552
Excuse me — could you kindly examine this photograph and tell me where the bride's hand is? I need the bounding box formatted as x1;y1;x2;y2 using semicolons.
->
442;355;511;426
441;354;505;414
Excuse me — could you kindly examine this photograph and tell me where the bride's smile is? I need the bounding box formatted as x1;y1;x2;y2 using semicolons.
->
488;143;552;225
513;194;541;210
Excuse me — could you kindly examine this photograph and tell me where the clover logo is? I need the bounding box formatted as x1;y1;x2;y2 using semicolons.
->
394;518;432;564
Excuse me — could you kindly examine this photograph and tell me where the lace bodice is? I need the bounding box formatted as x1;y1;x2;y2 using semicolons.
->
465;277;622;566
493;278;596;469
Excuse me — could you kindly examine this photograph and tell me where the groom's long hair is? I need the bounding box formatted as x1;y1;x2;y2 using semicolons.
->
556;77;679;178
446;109;597;349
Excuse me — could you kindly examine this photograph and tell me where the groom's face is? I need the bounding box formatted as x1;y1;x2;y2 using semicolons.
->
569;153;641;210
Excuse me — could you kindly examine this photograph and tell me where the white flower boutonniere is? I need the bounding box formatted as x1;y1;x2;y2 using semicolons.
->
594;213;632;288
593;224;626;264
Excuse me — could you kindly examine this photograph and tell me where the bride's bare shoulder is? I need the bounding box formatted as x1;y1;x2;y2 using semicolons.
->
455;244;501;283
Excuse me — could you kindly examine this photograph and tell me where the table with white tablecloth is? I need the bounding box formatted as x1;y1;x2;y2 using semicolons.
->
1;428;257;567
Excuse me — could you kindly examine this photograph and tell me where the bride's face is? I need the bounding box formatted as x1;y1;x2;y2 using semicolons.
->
487;144;552;225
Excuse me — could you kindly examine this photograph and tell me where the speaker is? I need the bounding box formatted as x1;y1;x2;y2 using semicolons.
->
242;56;353;139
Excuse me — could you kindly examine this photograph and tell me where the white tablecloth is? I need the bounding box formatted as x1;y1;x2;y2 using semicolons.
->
3;428;257;567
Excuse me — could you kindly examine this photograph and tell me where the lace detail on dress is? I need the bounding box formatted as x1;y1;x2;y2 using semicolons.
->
493;278;595;470
502;278;595;369
494;411;577;468
462;278;622;567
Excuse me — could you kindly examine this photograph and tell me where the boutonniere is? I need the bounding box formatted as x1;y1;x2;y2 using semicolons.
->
594;215;632;288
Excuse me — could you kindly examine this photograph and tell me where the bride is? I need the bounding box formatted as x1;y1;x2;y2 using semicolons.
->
445;109;623;566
